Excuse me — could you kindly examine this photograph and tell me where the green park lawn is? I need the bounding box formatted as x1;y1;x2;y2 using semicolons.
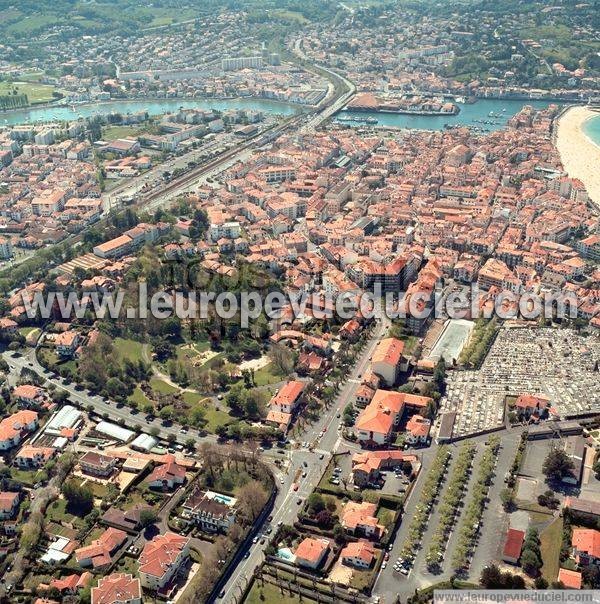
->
11;467;46;487
102;124;146;140
115;338;147;363
244;581;307;604
0;80;57;104
540;516;563;581
45;498;85;528
181;391;231;431
149;377;178;395
253;362;286;386
6;15;60;36
128;385;153;408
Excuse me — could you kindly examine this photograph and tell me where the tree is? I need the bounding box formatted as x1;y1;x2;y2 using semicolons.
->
534;576;548;589
333;523;346;545
236;480;268;526
342;402;355;426
582;564;600;588
543;444;574;481
480;564;502;588
268;343;295;375
307;493;325;515
521;548;542;576
500;488;515;511
139;508;158;527
62;479;94;514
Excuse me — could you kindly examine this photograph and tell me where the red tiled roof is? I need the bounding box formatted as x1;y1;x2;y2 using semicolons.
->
294;537;329;563
572;528;600;559
557;568;582;589
138;532;189;579
91;573;141;604
503;528;525;560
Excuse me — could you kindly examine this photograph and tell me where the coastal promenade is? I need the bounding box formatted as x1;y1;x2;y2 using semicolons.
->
556;105;600;207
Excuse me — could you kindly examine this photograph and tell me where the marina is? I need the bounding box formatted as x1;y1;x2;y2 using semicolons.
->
334;98;554;132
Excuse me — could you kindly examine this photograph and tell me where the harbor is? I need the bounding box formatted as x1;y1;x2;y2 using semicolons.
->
334;98;554;132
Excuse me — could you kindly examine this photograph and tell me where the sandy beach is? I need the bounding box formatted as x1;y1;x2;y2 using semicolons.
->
555;105;600;206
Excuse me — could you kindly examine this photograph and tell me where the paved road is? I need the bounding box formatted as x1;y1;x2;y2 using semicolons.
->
218;317;390;603
4;347;221;449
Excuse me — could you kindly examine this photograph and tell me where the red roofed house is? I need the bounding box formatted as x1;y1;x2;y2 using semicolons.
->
354;403;394;446
355;389;432;446
371;338;406;386
91;573;141;604
266;380;305;433
80;451;118;477
294;537;330;569
13;384;47;408
146;461;187;491
55;330;80;358
340;539;376;569
139;532;190;592
351;451;418;487
514;394;550;419
572;528;600;566
75;527;128;569
502;528;525;564
0;317;18;337
44;572;91;596
341;501;384;541
0;491;20;520
14;445;54;469
405;415;431;445
0;410;38;450
557;568;582;589
268;380;304;414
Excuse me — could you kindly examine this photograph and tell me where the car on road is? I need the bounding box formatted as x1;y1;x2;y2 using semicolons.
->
319;453;324;460
302;471;307;478
292;483;299;491
244;551;250;559
381;561;387;569
336;413;341;418
280;477;285;484
303;461;308;467
252;537;259;544
296;498;303;505
384;552;390;561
